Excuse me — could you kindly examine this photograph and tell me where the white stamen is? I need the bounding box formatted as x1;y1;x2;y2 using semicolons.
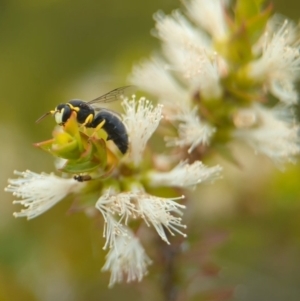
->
5;170;84;219
233;104;300;166
122;96;163;166
102;232;152;287
96;189;186;245
165;107;215;153
149;160;222;189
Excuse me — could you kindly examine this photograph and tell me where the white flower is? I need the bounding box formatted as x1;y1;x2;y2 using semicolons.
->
130;1;226;117
130;2;226;157
248;19;300;104
149;160;222;189
100;213;129;251
96;189;136;250
97;191;154;286
5;170;83;219
122;96;163;166
97;190;137;226
102;232;152;287
233;104;300;166
96;189;186;245
182;49;223;99
153;9;223;100
184;0;229;40
136;193;186;244
129;58;190;114
268;80;298;105
165;107;216;153
153;10;210;51
160;42;223;100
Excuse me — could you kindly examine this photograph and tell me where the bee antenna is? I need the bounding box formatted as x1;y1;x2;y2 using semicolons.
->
35;111;52;123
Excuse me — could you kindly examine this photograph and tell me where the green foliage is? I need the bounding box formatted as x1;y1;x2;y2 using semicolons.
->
218;0;272;65
235;0;267;21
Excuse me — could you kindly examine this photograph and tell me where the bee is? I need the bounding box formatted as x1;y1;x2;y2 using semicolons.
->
36;86;130;154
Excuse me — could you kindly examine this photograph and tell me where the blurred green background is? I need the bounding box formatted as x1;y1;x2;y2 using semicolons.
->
1;0;300;300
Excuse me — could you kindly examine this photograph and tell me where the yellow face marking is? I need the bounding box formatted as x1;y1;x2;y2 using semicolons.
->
55;108;64;124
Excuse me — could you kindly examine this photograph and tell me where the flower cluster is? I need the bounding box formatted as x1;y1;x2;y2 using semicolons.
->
5;93;220;286
130;0;300;166
5;0;300;289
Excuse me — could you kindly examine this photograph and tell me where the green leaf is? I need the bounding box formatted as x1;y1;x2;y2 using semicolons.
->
221;27;253;64
61;158;103;173
90;136;107;166
235;0;266;22
52;139;82;159
246;3;273;44
60;137;108;174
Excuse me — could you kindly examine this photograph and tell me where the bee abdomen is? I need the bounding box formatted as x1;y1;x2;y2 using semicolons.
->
90;111;129;154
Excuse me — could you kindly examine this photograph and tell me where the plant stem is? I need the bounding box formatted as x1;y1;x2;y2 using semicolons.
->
159;238;180;301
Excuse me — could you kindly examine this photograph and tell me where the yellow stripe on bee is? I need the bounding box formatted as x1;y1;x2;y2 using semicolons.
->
67;103;80;112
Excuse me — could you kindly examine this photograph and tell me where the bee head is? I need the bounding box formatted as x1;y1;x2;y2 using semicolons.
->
53;104;72;125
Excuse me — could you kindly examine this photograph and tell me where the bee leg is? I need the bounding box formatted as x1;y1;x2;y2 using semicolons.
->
90;119;106;138
79;114;94;134
82;114;94;127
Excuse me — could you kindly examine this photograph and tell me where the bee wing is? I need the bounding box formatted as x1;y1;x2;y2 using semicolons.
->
87;86;133;106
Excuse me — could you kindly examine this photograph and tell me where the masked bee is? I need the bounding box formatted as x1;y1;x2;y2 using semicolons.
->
36;86;130;154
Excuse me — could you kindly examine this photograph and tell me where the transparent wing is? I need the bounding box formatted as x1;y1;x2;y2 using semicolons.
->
87;86;133;105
